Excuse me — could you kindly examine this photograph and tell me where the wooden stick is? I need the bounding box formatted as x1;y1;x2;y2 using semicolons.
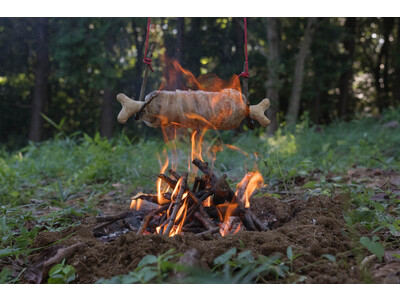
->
242;211;256;231
161;170;199;205
138;43;155;103
93;220;114;232
192;177;200;193
192;159;218;185
240;62;255;130
135;43;156;120
163;173;188;236
137;204;169;235
195;227;220;236
199;174;228;202
157;174;177;188
96;211;132;223
193;212;215;230
168;169;181;180
249;211;268;231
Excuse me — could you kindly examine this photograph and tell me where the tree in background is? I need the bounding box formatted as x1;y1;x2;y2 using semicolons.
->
265;17;281;135
338;17;357;119
286;17;319;125
29;18;50;142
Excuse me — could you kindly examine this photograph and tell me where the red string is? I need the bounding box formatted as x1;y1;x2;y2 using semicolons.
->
143;17;154;72
237;17;249;79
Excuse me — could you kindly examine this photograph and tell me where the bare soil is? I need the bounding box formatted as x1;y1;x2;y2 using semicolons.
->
24;192;365;283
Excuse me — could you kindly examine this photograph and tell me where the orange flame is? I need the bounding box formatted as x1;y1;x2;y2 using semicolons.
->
226;144;249;157
218;202;239;236
203;196;212;207
159;58;241;92
235;172;264;208
157;152;170;205
130;198;143;210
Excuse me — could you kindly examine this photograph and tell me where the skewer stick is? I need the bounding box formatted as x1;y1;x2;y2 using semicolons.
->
135;43;156;120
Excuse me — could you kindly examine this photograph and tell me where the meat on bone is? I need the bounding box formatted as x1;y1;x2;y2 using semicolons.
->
116;89;270;130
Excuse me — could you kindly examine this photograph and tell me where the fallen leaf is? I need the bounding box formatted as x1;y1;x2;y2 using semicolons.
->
384;251;400;263
370;193;389;202
390;176;400;188
372;262;400;283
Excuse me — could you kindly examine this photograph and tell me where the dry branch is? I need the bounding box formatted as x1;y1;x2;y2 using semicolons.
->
96;211;132;223
163;173;188;236
195;227;220;237
193;212;216;231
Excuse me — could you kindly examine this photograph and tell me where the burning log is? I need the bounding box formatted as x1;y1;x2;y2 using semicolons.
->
116;89;270;130
193;209;217;231
137;204;169;235
163;173;188;236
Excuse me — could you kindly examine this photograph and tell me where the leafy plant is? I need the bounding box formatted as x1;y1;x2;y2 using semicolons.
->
209;247;289;283
47;259;76;284
359;236;385;261
286;246;303;273
96;249;179;284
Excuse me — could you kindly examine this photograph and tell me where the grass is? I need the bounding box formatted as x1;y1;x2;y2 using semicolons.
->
0;107;399;282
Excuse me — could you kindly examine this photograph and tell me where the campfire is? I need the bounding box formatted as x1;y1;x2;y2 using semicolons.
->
94;57;270;240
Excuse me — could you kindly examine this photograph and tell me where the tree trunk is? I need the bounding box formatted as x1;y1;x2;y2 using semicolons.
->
132;19;145;96
338;17;357;119
375;18;395;112
100;25;116;138
234;18;245;63
29;18;50;142
394;18;400;104
176;17;184;64
100;88;114;139
383;18;395;107
286;17;318;125
265;17;281;135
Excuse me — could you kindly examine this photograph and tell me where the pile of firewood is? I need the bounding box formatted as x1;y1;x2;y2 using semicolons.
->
93;159;268;239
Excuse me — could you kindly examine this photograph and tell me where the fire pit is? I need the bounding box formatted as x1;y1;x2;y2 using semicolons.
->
93;155;269;240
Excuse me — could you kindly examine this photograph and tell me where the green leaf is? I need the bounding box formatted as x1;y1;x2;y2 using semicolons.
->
214;247;237;265
238;239;246;249
48;277;65;284
48;264;64;276
302;181;319;188
237;250;254;263
321;254;336;262
287;246;293;261
138;255;158;268
360;236;384;261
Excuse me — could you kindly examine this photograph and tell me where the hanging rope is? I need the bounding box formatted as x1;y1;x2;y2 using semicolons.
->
237;17;249;79
143;17;154;72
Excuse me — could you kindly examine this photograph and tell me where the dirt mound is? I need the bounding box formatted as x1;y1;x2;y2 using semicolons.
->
25;193;361;283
